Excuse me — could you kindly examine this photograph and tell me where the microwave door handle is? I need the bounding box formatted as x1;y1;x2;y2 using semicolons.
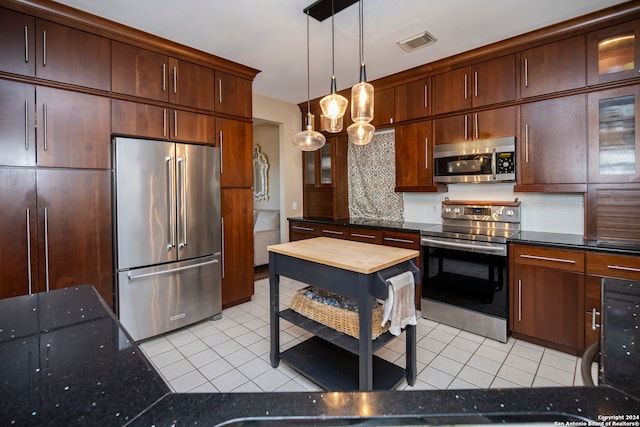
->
491;148;497;180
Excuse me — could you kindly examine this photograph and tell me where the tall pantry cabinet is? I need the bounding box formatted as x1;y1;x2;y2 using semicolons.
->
0;2;258;310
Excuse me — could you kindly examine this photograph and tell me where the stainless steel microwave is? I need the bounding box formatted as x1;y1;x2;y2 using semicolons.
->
433;136;516;183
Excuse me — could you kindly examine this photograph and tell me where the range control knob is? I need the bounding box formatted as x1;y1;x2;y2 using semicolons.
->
444;207;452;213
506;209;514;217
496;209;504;216
453;208;461;214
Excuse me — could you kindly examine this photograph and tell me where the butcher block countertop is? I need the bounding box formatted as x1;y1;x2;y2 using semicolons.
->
268;237;419;274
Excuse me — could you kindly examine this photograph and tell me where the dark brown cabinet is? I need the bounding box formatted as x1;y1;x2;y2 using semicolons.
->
584;275;601;350
371;87;395;127
434;55;516;115
510;244;584;354
587;20;640;86
394;77;431;122
0;8;35;77
289;220;321;241
36;87;111;169
302;135;348;219
520;36;586;98
218;117;252;187
221;188;254;308
434;105;516;145
112;42;215;111
588;85;640;183
0;80;36;167
0;168;113;307
519;95;587;187
35;19;111;91
394;121;434;191
215;70;252;118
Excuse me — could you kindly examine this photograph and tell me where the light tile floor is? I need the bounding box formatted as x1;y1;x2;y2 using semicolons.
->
139;276;594;393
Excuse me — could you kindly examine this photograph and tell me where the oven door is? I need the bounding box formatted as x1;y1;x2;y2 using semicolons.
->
421;237;509;342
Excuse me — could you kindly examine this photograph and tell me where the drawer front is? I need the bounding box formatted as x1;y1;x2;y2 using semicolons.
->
512;245;584;272
289;221;321;241
347;228;382;244
586;252;640;280
319;224;348;239
381;230;420;249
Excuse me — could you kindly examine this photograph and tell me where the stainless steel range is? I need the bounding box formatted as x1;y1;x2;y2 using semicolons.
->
420;199;521;342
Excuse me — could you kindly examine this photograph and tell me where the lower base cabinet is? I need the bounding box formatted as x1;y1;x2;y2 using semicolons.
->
221;188;254;307
509;244;584;354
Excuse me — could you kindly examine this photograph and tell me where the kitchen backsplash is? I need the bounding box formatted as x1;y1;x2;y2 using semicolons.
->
403;183;584;236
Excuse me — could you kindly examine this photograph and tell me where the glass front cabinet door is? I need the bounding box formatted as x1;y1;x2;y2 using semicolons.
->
588;20;640;85
303;141;333;187
588;85;640;182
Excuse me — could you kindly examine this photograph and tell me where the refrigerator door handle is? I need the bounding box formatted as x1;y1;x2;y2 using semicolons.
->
177;157;187;249
166;156;175;250
127;259;219;281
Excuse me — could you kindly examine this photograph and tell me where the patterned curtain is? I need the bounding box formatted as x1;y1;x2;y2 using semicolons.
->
348;129;404;221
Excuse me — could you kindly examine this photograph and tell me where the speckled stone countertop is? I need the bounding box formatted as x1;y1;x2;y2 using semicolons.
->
1;285;638;426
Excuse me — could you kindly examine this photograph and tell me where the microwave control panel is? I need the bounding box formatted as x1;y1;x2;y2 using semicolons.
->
496;152;515;174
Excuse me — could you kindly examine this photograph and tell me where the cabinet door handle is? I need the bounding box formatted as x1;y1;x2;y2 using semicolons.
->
425;137;429;170
173;66;177;94
524;58;529;87
163;109;167;137
518;279;522;322
474;113;479;139
606;264;640;273
424;84;428;109
26;209;33;295
24;26;29;63
525;124;529;163
591;308;601;330
219;131;224;174
43;103;48;151
42;30;46;66
519;254;576;264
351;233;375;239
474;71;478;97
384;237;415;244
43;207;50;292
221;217;225;278
173;110;178;137
162;63;167;92
464;115;468;140
24;100;29;150
218;78;223;103
464;74;468;100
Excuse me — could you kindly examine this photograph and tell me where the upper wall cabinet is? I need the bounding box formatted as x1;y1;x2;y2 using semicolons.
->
394;77;432;122
35;19;110;91
215;70;252;118
371;87;395;126
520;36;586;98
0;8;36;77
434;54;515;115
112;42;215;111
587;20;640;86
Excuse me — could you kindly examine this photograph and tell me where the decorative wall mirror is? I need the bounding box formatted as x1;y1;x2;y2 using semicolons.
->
253;145;270;201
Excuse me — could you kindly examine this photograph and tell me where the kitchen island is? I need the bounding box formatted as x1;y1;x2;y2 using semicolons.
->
1;285;638;426
268;237;420;391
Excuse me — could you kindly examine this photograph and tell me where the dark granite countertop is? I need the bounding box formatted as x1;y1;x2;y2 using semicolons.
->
509;231;640;256
2;285;639;426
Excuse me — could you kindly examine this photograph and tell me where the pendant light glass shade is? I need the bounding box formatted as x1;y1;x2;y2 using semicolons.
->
351;71;374;122
322;113;343;133
319;1;348;123
293;11;326;151
293;113;326;151
347;120;374;145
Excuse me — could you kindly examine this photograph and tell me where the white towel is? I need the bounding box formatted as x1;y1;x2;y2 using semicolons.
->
381;271;417;336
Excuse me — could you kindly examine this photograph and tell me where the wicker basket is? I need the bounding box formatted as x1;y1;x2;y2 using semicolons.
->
290;287;389;339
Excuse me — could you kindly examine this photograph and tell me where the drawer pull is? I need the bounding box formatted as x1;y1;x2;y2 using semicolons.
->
591;308;601;331
351;233;375;239
292;226;314;232
606;264;640;273
519;254;576;264
322;229;343;235
384;237;414;244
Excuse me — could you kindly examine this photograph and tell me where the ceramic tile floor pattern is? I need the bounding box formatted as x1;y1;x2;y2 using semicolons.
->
139;277;595;393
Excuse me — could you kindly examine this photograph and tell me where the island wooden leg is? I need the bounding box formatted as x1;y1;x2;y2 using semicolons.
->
406;324;416;386
269;252;280;368
357;276;374;391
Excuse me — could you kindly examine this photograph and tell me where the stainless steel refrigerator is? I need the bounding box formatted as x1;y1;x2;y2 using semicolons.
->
113;137;221;341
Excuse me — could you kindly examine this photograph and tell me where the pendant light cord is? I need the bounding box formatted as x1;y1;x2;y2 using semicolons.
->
331;0;335;77
359;0;364;66
306;10;311;114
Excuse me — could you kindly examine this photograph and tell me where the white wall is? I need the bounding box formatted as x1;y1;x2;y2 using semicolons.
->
252;93;302;242
253;123;280;210
403;183;585;235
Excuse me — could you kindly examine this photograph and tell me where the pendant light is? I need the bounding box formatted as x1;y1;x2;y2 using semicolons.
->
347;0;374;145
293;11;326;152
319;0;348;125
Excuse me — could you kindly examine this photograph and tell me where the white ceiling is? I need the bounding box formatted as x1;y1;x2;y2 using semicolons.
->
53;0;630;105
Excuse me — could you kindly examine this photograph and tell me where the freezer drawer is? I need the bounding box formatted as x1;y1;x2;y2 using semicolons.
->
118;256;221;341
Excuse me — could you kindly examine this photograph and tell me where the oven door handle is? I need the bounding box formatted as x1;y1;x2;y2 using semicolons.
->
421;237;506;254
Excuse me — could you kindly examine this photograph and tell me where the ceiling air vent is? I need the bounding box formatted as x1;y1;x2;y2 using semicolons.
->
397;31;437;52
